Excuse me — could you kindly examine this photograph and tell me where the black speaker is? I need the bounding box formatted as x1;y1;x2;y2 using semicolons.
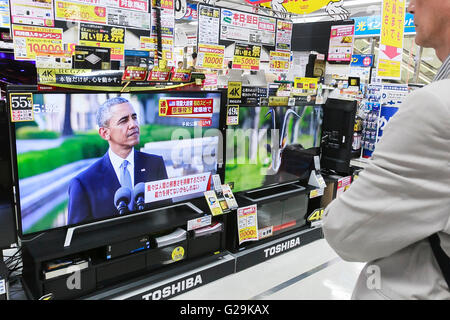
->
320;98;357;175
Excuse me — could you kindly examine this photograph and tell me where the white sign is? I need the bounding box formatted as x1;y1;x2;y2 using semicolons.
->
145;172;211;203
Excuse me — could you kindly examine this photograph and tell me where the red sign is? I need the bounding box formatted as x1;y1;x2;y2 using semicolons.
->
159;98;214;118
122;66;147;81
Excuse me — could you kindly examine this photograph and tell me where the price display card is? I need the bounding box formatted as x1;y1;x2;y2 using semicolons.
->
232;43;261;71
198;4;220;45
12;24;63;60
9;93;34;122
237;205;258;245
204;190;224;216
196;43;224;70
226;105;239;125
269;51;290;73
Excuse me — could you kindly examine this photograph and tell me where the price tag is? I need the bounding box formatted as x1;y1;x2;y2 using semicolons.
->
9;93;34;122
226;105;239;125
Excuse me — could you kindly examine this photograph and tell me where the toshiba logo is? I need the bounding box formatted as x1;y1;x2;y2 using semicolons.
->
142;275;203;300
263;237;301;258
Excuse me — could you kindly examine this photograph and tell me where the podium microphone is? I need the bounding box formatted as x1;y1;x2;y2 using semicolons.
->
133;182;145;211
114;187;132;215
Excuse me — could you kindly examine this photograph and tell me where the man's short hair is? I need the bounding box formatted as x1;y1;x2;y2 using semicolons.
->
97;96;130;128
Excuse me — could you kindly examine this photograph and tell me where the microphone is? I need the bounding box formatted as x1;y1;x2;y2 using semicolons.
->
133;182;145;211
114;187;132;215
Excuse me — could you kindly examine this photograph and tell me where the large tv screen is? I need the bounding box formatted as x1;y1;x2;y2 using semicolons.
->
8;89;225;236
225;105;322;193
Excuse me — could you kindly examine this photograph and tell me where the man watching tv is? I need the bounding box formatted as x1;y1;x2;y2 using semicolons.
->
68;96;170;225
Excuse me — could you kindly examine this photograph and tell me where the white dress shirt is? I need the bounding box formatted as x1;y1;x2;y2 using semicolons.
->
108;148;135;188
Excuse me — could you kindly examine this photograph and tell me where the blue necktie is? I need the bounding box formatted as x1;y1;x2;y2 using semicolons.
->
120;160;134;211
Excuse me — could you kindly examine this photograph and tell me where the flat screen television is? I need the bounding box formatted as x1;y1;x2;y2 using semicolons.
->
7;87;226;237
225;104;322;195
0;100;18;248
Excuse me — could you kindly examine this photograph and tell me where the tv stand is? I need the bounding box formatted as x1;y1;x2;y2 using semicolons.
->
241;182;305;202
21;199;227;300
64;202;203;247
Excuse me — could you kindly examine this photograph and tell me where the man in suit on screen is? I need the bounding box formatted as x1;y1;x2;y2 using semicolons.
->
68;96;171;225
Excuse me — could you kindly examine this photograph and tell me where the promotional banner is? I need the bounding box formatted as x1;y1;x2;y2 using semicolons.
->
327;24;355;62
196;44;225;70
354;13;415;37
269;51;290;73
55;0;107;24
145;172;211;203
79;23;125;60
237;205;258;245
377;0;406;80
232;43;261;71
293;77;318;96
158;98;214;119
10;0;54;27
12;25;63;60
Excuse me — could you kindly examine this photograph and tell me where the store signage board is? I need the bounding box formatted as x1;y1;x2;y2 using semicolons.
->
376;0;406;80
354;13;415;37
79;23;125;61
244;0;337;15
220;8;276;46
232;43;261;71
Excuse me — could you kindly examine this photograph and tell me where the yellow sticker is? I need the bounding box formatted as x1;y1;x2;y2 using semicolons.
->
307;208;324;222
172;246;185;262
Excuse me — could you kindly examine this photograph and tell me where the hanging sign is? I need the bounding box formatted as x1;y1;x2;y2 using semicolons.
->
79;23;125;61
196;44;225;70
232;43;261;71
269;51;290;73
376;0;406;80
327;24;355;62
198;4;220;45
220;8;276;46
10;0;54;27
12;24;63;60
276;20;293;52
244;0;346;15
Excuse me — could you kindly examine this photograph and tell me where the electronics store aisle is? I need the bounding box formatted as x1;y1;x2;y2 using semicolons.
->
172;239;366;300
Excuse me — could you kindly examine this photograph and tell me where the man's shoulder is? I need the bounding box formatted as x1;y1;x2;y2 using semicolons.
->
413;79;450;103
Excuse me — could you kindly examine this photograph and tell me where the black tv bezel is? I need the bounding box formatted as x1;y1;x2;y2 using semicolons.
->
225;104;321;195
6;85;228;239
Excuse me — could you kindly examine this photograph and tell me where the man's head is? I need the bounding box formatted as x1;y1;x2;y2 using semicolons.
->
177;61;183;68
97;97;140;154
407;0;450;61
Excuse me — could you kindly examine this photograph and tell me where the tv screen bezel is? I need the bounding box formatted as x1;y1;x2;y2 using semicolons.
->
6;85;228;239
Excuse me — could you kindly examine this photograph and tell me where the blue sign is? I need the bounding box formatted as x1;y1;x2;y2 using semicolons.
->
377;106;399;141
351;54;374;67
354;13;415;36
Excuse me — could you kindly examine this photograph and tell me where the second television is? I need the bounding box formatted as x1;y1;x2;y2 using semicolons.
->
8;88;226;237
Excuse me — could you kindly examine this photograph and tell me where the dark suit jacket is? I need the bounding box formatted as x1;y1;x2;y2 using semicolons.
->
68;150;171;225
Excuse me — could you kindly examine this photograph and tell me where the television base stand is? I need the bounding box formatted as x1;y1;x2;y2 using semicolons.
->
64;202;203;247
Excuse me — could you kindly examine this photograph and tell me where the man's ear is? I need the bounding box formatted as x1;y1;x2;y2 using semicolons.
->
98;127;110;141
